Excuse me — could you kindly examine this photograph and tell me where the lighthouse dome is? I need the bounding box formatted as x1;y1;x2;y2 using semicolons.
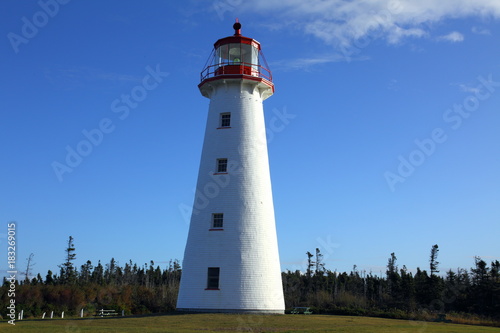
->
199;20;273;96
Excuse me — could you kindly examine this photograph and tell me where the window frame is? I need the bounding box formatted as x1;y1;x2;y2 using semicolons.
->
212;213;224;229
219;112;231;128
216;158;228;173
206;267;220;290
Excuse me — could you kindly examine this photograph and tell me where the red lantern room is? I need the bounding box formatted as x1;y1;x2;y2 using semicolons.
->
199;19;274;97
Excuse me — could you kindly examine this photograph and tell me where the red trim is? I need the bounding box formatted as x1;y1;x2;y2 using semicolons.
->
209;228;224;231
205;288;220;290
200;64;272;83
214;36;260;50
215;64;256;76
199;75;274;93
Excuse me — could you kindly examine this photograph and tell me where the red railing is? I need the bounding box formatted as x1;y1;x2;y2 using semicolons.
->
200;61;273;83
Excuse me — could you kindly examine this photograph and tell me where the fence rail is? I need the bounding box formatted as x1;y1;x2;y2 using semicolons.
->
200;62;273;83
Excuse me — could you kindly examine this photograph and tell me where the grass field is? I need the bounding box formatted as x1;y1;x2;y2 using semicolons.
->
2;313;500;333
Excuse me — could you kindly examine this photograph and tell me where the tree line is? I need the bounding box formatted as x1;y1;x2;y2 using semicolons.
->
1;236;181;317
1;237;499;325
284;245;499;323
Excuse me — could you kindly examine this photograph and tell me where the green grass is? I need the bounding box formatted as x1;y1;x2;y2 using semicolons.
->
2;313;500;333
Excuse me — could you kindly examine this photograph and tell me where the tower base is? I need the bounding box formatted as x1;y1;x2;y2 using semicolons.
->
176;308;284;314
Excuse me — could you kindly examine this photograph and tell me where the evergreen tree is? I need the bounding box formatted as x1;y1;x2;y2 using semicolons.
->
92;260;104;284
315;248;325;275
470;257;491;314
491;260;500;282
59;236;77;284
387;252;397;276
45;270;54;285
426;244;444;307
105;258;118;285
400;265;416;310
386;253;402;305
306;251;314;278
471;256;489;284
429;244;440;276
7;235;500;321
80;260;93;284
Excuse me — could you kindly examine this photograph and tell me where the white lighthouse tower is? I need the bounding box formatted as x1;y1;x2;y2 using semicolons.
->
176;21;285;314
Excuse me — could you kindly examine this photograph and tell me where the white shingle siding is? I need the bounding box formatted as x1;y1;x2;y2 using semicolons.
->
177;79;285;313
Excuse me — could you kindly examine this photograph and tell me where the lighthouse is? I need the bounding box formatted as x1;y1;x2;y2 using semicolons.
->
176;21;285;314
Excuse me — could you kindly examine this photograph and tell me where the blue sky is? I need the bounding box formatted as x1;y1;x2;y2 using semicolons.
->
1;0;499;280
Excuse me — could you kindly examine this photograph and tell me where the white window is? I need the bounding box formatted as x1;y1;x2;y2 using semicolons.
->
217;158;227;173
207;267;220;289
212;213;223;228
220;113;231;127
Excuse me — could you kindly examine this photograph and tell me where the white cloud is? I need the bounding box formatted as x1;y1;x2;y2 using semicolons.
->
43;66;142;90
472;26;491;35
271;54;368;71
437;31;465;42
239;0;500;46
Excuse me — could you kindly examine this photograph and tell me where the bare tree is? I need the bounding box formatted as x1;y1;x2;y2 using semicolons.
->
24;253;35;283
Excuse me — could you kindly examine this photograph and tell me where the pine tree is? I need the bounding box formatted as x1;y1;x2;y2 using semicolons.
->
59;236;77;284
80;260;93;284
387;252;397;276
386;252;401;301
430;244;440;276
45;270;55;285
306;251;314;278
92;261;104;284
315;248;325;275
105;258;117;285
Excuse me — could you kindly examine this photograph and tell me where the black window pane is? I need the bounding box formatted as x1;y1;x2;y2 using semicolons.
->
221;113;231;127
213;213;223;228
207;267;220;289
217;159;227;173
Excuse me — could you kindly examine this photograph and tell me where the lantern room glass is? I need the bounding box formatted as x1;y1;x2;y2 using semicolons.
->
215;43;259;71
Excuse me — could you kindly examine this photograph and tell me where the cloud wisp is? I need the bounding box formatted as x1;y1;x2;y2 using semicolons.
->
270;53;369;71
43;66;144;90
437;31;465;43
240;0;500;47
